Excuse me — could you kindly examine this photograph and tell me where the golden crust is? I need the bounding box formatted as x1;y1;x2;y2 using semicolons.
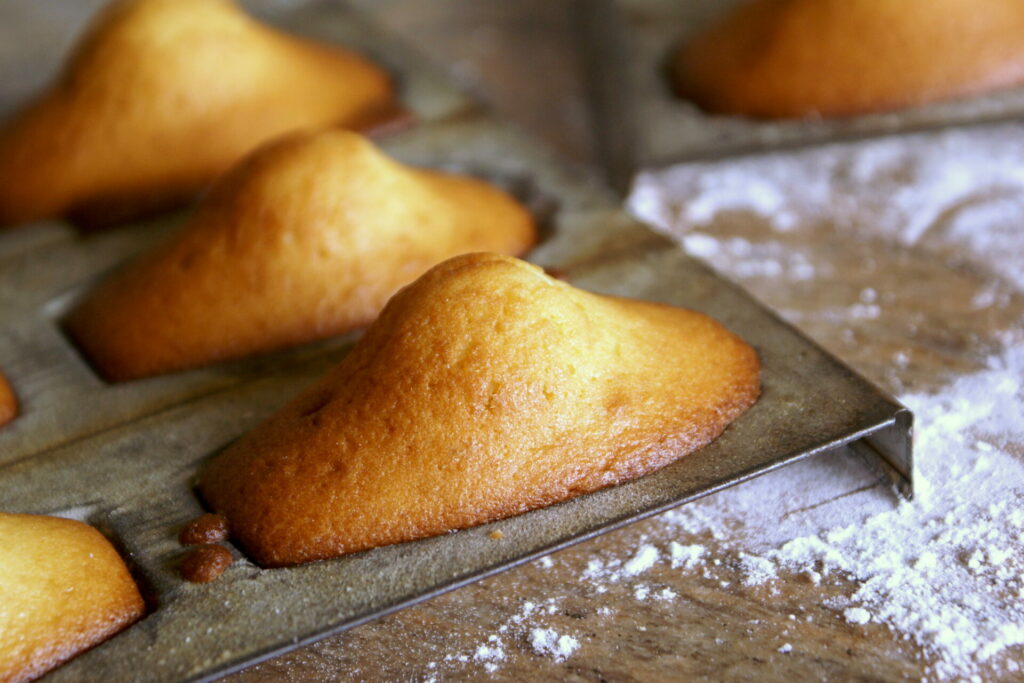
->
65;131;536;381
674;0;1024;118
0;0;397;228
0;513;145;683
0;372;16;428
200;253;760;567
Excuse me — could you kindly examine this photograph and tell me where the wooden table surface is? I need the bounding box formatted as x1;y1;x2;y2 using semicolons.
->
0;1;1017;680
228;2;1024;681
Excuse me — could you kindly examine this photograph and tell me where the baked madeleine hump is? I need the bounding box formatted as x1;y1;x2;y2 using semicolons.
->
65;131;536;381
674;0;1024;118
0;372;16;428
0;513;145;683
200;253;760;567
0;0;396;227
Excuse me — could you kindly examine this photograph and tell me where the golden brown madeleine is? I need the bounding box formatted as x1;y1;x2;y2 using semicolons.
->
0;513;145;683
674;0;1024;118
0;372;16;428
65;131;536;381
0;0;396;228
200;253;760;567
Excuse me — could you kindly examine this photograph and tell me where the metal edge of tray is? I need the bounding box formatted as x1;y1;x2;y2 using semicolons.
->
197;425;912;683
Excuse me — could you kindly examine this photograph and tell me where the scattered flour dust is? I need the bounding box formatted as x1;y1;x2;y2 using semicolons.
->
844;607;872;626
629;123;1024;290
427;125;1024;681
436;596;583;674
528;628;580;662
622;543;660;576
624;124;1024;681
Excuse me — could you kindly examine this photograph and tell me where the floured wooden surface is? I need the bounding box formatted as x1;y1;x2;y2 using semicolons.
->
626;125;1024;681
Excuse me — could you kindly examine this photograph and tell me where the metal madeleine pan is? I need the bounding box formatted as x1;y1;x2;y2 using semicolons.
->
580;0;1024;192
0;2;911;681
0;114;911;682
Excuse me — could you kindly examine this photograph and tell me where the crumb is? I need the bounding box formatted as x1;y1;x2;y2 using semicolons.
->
179;513;229;545
181;545;233;583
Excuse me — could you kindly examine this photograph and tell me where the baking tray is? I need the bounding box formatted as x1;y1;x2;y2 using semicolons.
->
0;2;911;681
579;0;1024;192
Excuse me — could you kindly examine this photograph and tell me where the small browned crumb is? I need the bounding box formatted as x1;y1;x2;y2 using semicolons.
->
488;530;504;540
180;545;233;583
179;513;229;546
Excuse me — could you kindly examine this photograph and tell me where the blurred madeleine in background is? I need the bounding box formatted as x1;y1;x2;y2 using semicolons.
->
674;0;1024;118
